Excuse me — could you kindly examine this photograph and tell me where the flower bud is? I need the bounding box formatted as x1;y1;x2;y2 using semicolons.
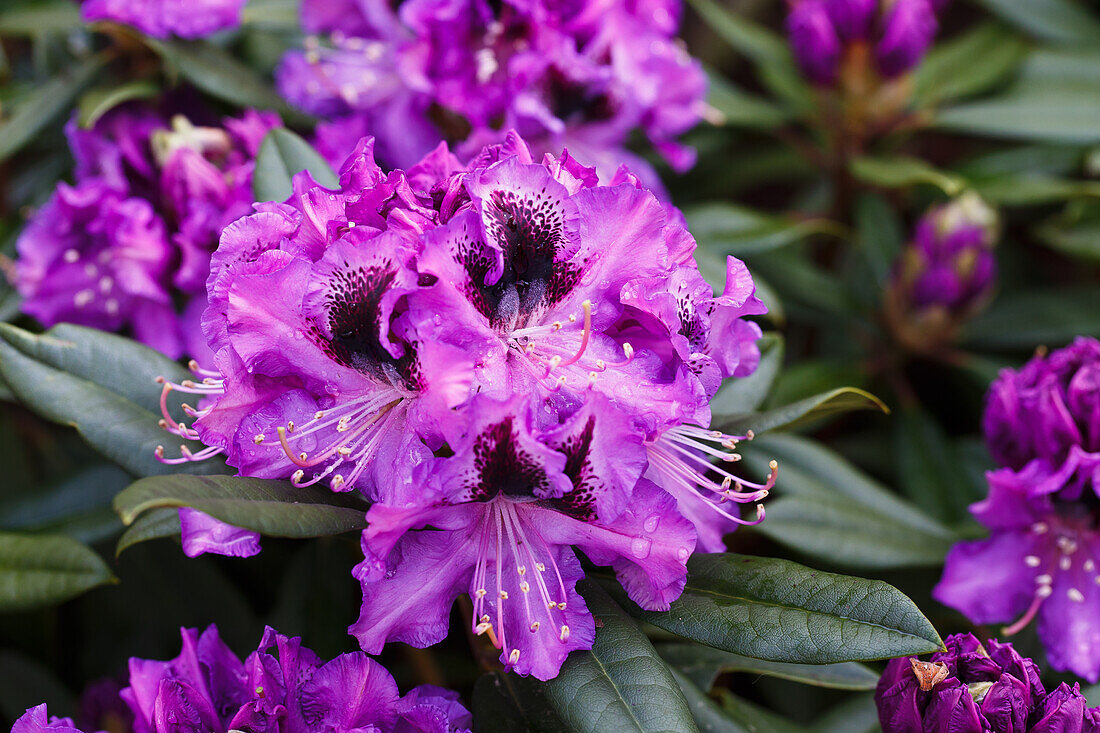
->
875;0;938;78
884;193;998;351
826;0;877;40
876;634;1053;733
786;0;842;85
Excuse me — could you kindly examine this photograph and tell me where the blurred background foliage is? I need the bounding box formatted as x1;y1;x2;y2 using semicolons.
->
0;0;1098;730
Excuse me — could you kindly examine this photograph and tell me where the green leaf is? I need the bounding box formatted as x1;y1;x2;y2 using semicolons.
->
0;463;129;543
145;37;307;123
913;23;1028;106
0;324;220;477
969;0;1100;44
714;387;888;436
1036;217;1100;261
706;72;791;129
962;287;1100;348
715;690;807;733
850;156;966;196
817;694;881;733
114;474;369;540
687;203;844;258
545;580;699;733
254;128;340;203
658;643;879;692
685;0;811;113
710;335;783;416
116;507;181;556
0;651;75;725
240;0;301;29
597;553;943;664
894;408;984;524
0;532;114;611
740;433;956;564
668;669;746;733
854;194;904;288
472;672;566;733
0;0;81;37
78;80;160;128
974;175;1100;206
0;53;107;163
935;49;1100;144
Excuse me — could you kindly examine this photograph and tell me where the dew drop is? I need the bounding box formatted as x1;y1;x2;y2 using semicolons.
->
677;547;690;561
643;514;660;533
630;537;652;559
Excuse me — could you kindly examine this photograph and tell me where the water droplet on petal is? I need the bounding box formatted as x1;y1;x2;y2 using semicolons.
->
630;537;652;559
677;547;690;561
643;514;660;533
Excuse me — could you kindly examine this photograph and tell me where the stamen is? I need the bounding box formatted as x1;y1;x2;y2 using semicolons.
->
556;300;593;368
1003;585;1052;636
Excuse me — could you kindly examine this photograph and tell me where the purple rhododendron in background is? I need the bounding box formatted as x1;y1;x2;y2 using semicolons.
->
157;130;772;677
885;192;999;352
786;0;941;85
935;338;1100;682
15;105;279;361
875;633;1100;733
11;625;471;733
276;0;705;193
81;0;246;38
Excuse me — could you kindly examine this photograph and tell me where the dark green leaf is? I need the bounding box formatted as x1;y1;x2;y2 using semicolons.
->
598;553;942;664
914;24;1028;105
0;53;107;163
240;0;301;29
854;194;904;288
472;672;566;733
0;532;114;611
817;694;881;733
0;323;217;477
710;335;783;416
78;80;160;128
0;463;129;543
669;669;747;733
974;175;1100;206
545;580;699;733
1036;217;1100;261
962;287;1100;348
970;0;1100;44
254;128;340;203
741;433;956;567
0;651;75;725
715;690;807;733
706;73;790;129
658;643;879;692
684;0;811;113
687;203;844;258
0;0;81;37
145;38;307;123
116;507;181;556
114;474;369;540
850;156;966;196
895;408;985;524
714;387;888;436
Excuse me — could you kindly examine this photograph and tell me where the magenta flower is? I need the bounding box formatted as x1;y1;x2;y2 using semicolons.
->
875;633;1099;733
786;0;940;84
351;394;696;680
81;0;246;38
13;624;471;733
934;338;1100;682
15;106;279;361
277;0;705;189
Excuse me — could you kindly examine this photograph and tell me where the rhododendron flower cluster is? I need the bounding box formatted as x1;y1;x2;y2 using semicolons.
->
876;633;1100;733
786;0;946;85
81;0;246;38
277;0;705;193
11;625;472;733
15;105;279;361
935;338;1100;682
159;131;773;679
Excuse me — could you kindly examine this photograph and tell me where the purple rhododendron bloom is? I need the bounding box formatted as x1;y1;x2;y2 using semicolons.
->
276;0;705;189
935;338;1100;682
16;106;279;361
81;0;246;38
12;624;472;733
786;0;941;84
351;393;696;680
875;632;1100;733
158;131;771;673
